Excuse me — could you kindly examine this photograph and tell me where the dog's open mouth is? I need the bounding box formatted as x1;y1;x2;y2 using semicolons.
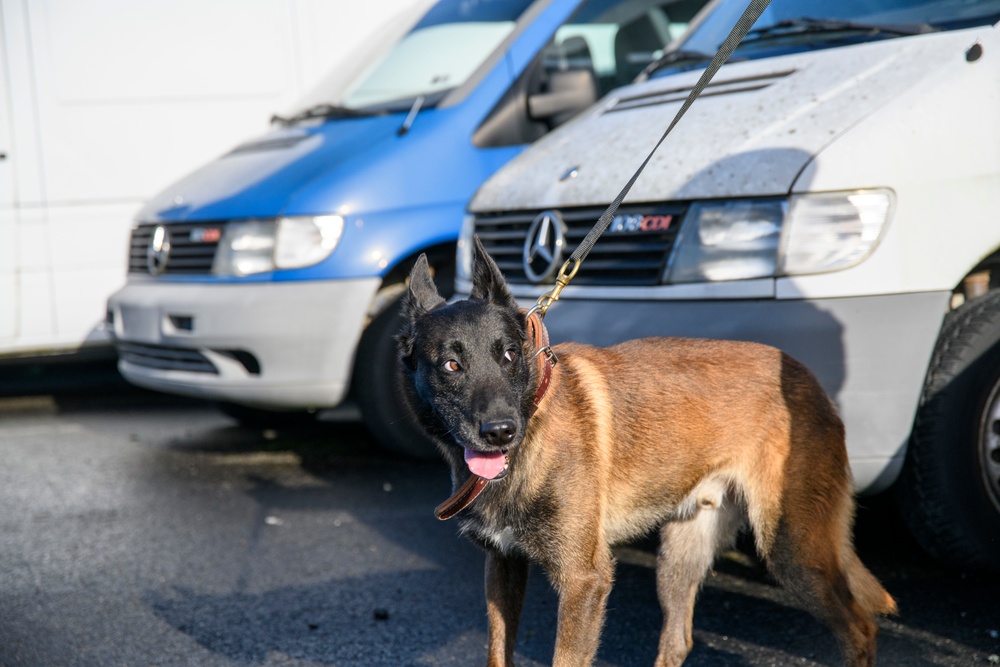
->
464;448;509;480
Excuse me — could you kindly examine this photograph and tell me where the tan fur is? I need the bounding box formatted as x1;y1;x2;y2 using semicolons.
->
465;337;895;667
400;248;893;666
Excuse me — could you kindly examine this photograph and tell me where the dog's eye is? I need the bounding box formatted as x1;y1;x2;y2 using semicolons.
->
442;359;462;373
503;349;517;364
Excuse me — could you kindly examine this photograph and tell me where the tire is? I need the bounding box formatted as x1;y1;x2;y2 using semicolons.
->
352;262;454;461
215;402;318;429
896;290;1000;572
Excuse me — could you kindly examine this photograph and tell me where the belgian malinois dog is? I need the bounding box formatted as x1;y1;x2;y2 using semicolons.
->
397;237;896;667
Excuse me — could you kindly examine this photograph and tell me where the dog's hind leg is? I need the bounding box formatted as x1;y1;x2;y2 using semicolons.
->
764;532;879;667
761;491;893;667
485;550;530;667
755;353;894;666
654;486;744;667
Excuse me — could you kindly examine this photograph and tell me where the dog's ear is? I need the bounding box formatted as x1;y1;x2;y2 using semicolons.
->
470;235;518;311
397;255;444;370
402;254;445;321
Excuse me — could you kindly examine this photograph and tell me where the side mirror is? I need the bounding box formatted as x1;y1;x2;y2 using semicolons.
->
527;69;598;126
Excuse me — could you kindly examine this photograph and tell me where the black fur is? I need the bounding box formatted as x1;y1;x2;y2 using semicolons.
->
397;237;535;470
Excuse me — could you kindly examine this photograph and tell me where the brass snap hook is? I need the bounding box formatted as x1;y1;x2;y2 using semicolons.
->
528;258;581;319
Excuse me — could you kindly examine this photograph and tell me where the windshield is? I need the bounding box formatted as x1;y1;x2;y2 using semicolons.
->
315;0;535;114
651;0;1000;75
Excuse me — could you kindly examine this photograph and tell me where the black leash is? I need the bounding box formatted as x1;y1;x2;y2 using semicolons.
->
530;0;772;318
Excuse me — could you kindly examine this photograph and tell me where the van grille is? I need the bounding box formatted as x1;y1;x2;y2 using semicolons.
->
128;222;224;275
116;342;218;374
474;204;686;286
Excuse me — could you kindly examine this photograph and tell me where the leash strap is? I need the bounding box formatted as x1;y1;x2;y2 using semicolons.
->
568;0;771;267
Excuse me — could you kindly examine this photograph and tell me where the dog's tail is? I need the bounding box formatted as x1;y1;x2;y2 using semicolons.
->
843;549;897;616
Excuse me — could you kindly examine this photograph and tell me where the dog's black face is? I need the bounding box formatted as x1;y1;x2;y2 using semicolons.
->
398;238;535;478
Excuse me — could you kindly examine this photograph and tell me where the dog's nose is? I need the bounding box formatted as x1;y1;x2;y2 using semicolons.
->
480;419;516;446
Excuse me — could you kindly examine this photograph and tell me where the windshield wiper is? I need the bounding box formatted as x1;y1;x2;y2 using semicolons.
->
271;103;387;126
740;17;936;46
641;48;720;78
397;95;425;136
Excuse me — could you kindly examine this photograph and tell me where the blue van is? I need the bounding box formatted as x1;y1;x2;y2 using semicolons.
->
107;0;706;456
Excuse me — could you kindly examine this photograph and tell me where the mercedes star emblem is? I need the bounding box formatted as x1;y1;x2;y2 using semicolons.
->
146;225;172;276
523;210;566;284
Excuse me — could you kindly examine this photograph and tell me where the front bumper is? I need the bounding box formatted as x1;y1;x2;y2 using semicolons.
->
471;285;951;494
107;278;381;408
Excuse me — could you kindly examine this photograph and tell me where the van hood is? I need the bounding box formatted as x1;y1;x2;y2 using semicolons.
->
137;115;404;222
470;28;984;211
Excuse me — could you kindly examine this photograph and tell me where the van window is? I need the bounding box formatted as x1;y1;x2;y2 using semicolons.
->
546;0;706;93
341;0;536;110
473;0;706;147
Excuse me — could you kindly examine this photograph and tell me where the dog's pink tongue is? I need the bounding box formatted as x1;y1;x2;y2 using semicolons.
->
464;448;506;480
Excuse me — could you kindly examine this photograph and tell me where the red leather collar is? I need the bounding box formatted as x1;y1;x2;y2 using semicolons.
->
434;475;489;520
525;310;555;417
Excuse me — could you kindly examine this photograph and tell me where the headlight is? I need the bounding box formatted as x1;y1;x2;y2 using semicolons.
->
666;190;892;283
780;190;892;275
213;220;276;276
667;200;785;283
213;215;344;276
275;215;344;269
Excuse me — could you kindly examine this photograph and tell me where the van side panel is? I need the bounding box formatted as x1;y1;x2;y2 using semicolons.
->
530;290;949;493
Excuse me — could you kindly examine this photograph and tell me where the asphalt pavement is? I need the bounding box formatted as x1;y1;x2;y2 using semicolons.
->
0;389;997;666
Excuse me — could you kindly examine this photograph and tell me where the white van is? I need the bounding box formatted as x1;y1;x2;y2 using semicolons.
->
0;0;420;365
459;0;1000;570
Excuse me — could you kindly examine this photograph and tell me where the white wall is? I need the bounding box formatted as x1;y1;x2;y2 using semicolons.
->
0;0;422;356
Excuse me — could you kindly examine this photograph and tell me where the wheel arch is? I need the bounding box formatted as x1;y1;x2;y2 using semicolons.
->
347;241;457;459
358;241;458;332
379;242;457;300
896;282;1000;570
948;244;1000;310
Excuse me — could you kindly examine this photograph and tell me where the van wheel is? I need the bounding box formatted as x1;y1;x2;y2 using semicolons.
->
896;291;1000;571
353;265;453;461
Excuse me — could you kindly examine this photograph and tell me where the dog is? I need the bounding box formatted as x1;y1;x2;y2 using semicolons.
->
396;236;896;667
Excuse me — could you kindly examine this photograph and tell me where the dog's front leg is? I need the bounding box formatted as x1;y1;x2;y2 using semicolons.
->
551;552;614;667
485;549;529;667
